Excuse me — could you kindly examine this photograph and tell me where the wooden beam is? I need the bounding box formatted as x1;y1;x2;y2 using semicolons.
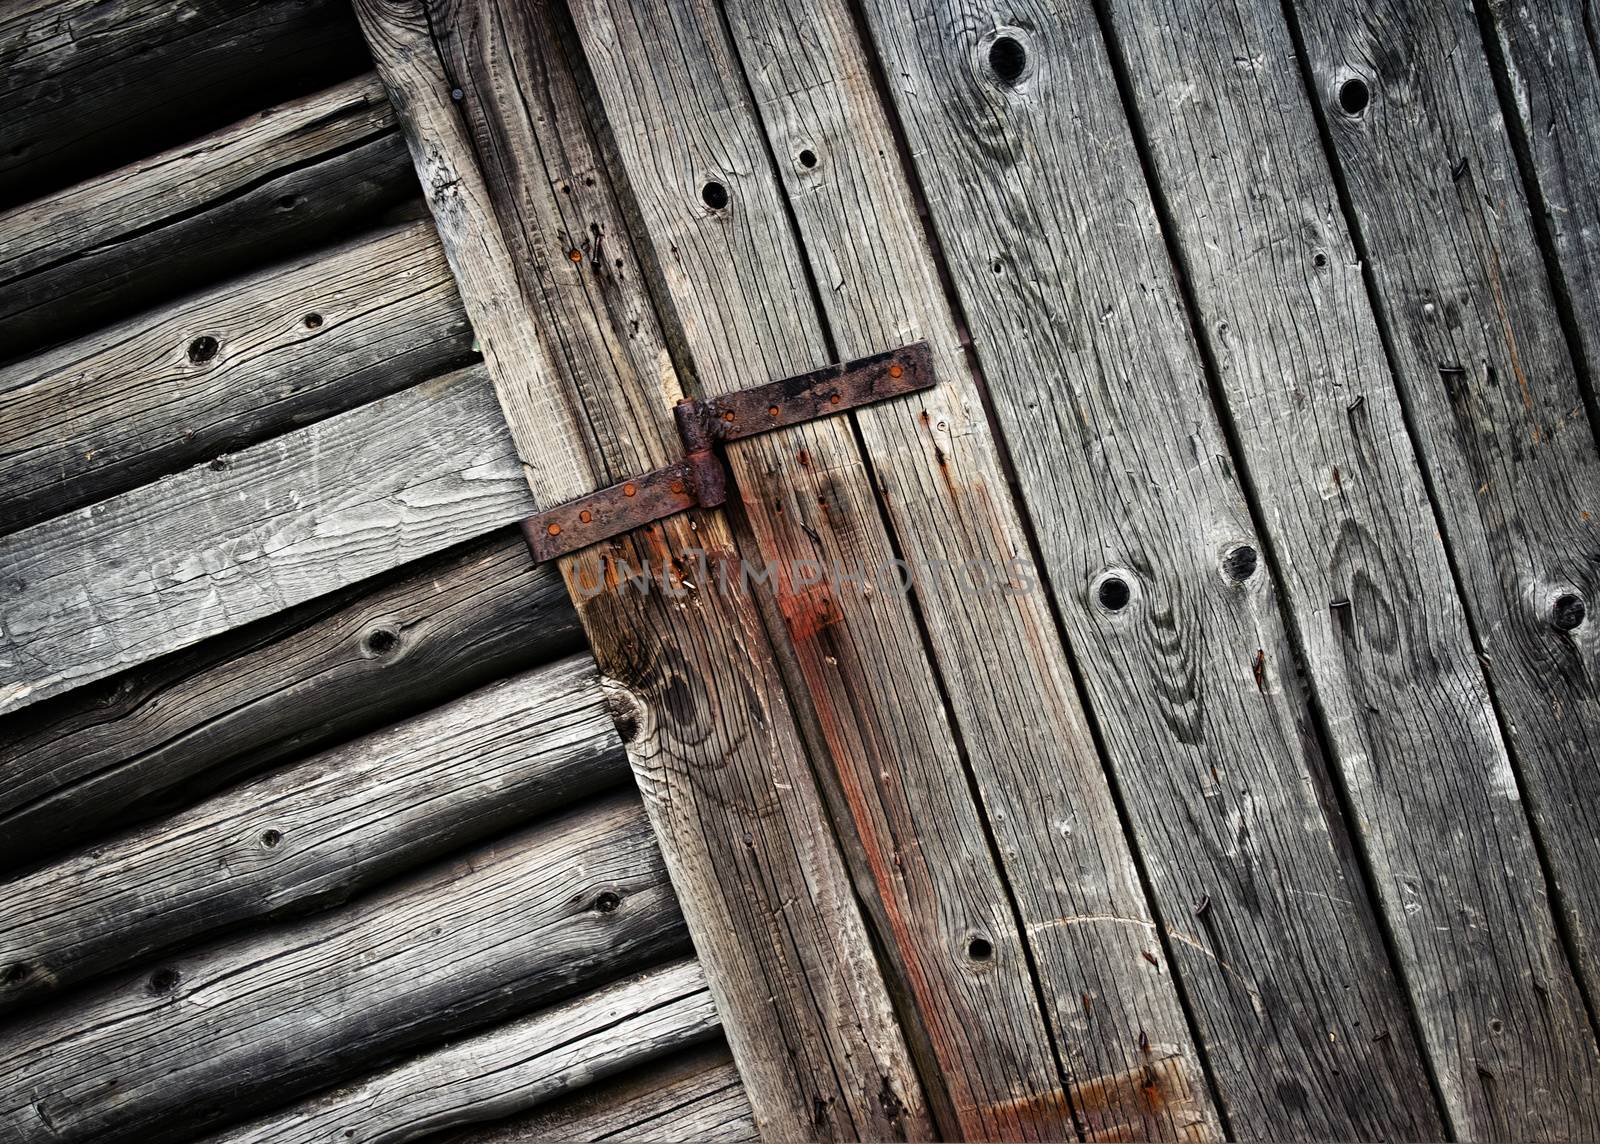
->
446;1041;756;1143
1276;9;1600;1126
0;362;534;714
0;530;580;871
571;1;1215;1138
0;653;624;1012
853;0;1443;1137
0;793;687;1144
0;74;416;359
0;0;369;206
0;217;475;533
216;958;719;1142
353;2;929;1138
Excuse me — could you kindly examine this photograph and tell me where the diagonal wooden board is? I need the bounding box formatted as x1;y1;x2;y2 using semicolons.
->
850;0;1446;1136
567;0;1219;1138
352;1;928;1138
1104;0;1600;1134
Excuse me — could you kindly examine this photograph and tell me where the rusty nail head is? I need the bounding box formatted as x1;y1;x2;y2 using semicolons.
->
579;509;592;523
722;410;735;422
889;363;903;378
768;405;780;416
830;392;841;404
568;249;583;262
546;522;561;536
623;482;637;497
671;480;685;494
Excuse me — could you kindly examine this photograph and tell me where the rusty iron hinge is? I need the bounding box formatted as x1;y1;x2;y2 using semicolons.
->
522;342;935;561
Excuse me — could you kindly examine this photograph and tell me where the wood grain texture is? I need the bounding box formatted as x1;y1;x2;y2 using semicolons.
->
0;74;415;359
0;530;581;872
0;218;476;534
1486;0;1600;384
448;1042;756;1143
0;362;535;715
354;2;930;1137
856;1;1442;1138
1270;0;1600;1133
0;0;369;206
214;958;719;1143
0;793;687;1144
574;0;1214;1137
0;653;624;1011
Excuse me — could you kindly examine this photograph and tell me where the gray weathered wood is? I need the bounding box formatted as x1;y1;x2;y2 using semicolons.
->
0;793;686;1144
354;3;931;1138
448;1042;756;1143
0;652;624;1011
0;74;415;359
1258;0;1600;1132
0;0;368;206
1486;0;1600;389
855;0;1443;1138
0;218;476;533
574;0;1215;1137
0;362;534;714
0;530;581;871
214;957;718;1143
1305;0;1600;1024
356;4;934;1139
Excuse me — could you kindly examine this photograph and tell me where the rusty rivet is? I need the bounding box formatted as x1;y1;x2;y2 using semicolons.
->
888;363;904;378
769;405;780;417
829;392;841;404
579;510;592;524
670;480;685;494
722;410;736;422
568;249;583;263
624;483;637;497
547;522;561;536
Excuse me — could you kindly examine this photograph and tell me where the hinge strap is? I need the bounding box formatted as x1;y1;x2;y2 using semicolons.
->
522;342;934;561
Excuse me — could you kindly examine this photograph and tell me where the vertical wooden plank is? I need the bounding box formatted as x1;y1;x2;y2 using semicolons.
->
1485;0;1600;384
570;0;1218;1139
351;3;930;1138
853;0;1445;1138
1270;0;1600;1133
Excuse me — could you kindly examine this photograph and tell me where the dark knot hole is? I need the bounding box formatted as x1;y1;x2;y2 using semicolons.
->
989;35;1027;86
701;181;729;210
1552;593;1586;631
967;936;994;961
1338;77;1370;117
1097;575;1131;611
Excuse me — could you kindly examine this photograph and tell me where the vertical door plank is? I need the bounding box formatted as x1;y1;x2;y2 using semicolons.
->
1275;0;1600;1133
1486;0;1600;384
571;0;1218;1139
352;3;929;1138
854;0;1443;1138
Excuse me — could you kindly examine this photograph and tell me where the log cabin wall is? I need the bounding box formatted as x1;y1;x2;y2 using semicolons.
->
8;0;1600;1141
0;3;752;1140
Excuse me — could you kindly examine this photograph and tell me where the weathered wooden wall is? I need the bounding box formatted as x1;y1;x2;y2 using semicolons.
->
0;4;743;1142
7;0;1600;1139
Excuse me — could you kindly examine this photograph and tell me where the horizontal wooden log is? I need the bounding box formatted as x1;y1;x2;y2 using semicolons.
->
216;958;719;1143
0;652;623;1011
0;74;416;359
0;361;536;715
0;530;580;872
0;217;476;533
0;0;370;206
449;1042;755;1143
0;793;687;1144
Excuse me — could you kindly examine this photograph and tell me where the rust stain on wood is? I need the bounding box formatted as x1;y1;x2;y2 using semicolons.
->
978;1048;1212;1142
